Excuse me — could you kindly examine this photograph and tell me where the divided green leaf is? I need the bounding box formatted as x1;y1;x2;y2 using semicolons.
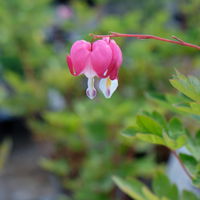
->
122;112;186;150
170;71;200;102
113;174;199;200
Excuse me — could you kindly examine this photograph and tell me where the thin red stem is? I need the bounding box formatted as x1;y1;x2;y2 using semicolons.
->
171;150;193;180
90;32;200;50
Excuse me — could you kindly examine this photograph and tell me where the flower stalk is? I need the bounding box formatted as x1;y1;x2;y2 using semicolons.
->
171;150;193;181
90;32;200;50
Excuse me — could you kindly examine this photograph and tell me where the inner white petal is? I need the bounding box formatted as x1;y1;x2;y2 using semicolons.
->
99;78;118;98
86;77;97;99
83;65;97;78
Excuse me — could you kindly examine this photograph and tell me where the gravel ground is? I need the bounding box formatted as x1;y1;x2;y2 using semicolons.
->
0;142;61;200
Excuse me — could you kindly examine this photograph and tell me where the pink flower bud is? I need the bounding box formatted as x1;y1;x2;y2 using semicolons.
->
66;37;122;99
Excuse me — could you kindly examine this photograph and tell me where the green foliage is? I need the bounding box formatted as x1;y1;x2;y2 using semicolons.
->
129;70;200;189
123;71;200;189
182;190;199;200
152;174;179;200
113;176;158;200
40;158;69;176
1;0;200;199
113;174;199;200
178;131;200;187
123;111;186;150
30;99;160;200
1;71;47;115
0;0;53;72
0;0;56;116
169;71;200;115
186;131;200;161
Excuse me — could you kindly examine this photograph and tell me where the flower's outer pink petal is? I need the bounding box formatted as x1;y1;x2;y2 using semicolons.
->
66;55;77;76
100;38;122;79
107;39;123;79
110;39;123;69
70;40;91;76
109;67;119;80
90;40;112;77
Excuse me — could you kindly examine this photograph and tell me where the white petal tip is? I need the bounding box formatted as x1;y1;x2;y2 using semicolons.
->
99;78;118;99
104;89;111;98
86;88;97;99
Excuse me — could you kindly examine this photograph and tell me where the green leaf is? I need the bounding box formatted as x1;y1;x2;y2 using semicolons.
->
147;92;188;114
136;132;185;150
135;133;166;146
122;113;186;150
44;111;80;132
113;174;199;200
162;133;186;150
170;71;200;102
142;187;159;200
176;102;200;115
179;153;198;176
40;158;69;176
122;127;139;138
136;115;163;136
151;111;168;131
182;190;199;200
168;117;185;139
186;130;200;161
113;176;146;200
153;173;179;200
192;175;200;188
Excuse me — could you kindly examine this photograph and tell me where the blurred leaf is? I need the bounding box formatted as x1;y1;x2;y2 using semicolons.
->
135;133;165;146
170;71;200;102
0;139;11;170
186;130;200;161
179;153;198;176
44;111;81;133
40;158;69;176
181;190;199;200
178;152;200;188
192;175;200;188
168;117;185;139
113;176;149;200
113;174;180;200
114;174;199;200
153;173;179;200
176;102;200;115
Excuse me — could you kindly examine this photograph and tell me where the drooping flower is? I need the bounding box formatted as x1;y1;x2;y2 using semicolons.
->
66;37;122;99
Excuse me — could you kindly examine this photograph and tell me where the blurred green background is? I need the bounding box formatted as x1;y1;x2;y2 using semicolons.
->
0;0;200;199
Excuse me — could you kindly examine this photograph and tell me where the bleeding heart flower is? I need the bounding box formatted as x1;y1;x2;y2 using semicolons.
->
66;37;122;99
